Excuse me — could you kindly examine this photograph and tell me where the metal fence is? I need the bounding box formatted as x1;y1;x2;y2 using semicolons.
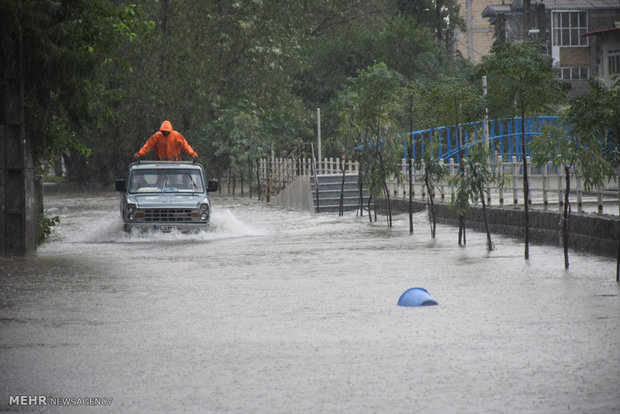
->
407;116;560;163
259;155;620;215
258;115;619;214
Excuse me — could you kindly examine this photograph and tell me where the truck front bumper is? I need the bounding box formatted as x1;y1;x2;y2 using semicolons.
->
123;222;210;233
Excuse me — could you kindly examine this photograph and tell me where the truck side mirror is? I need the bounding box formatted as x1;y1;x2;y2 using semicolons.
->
207;180;219;192
115;179;126;192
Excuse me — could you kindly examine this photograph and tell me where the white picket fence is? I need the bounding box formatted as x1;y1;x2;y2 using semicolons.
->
258;157;620;215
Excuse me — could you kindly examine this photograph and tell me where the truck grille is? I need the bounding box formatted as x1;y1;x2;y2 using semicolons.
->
142;208;193;222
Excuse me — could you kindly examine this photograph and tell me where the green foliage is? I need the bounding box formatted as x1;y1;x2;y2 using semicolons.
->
92;0;317;181
566;77;620;173
478;40;568;258
1;0;142;167
478;41;568;118
202;103;284;180
297;25;378;107
449;141;502;211
531;76;620;270
6;0;511;187
298;13;449;111
417;143;449;196
416;141;448;238
37;213;60;245
531;77;619;191
449;141;502;250
413;75;483;130
335;62;407;202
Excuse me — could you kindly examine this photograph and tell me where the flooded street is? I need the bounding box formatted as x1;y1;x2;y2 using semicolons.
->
1;192;619;413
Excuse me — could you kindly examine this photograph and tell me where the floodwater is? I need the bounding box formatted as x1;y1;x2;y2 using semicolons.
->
1;192;619;414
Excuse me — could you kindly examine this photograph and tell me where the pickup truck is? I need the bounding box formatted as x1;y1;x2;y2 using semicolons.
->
115;161;218;232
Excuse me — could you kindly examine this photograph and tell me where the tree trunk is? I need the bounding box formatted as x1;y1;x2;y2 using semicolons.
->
358;168;364;217
521;112;530;260
409;96;414;234
384;181;392;227
377;153;391;227
563;165;571;269
240;171;244;197
409;156;414;234
480;184;493;251
425;177;436;238
373;197;377;222
339;157;345;216
248;158;253;199
458;213;466;246
457;111;465;246
255;159;261;201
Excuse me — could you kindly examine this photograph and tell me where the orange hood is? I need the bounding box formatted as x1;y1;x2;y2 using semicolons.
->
160;120;173;133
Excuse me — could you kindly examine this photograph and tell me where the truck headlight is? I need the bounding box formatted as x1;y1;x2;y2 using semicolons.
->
126;204;136;222
199;203;209;221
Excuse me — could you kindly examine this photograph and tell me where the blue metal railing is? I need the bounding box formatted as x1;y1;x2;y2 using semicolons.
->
405;116;560;163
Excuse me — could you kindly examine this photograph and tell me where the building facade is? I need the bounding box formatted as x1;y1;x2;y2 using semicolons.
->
482;0;620;96
455;0;497;64
584;27;620;88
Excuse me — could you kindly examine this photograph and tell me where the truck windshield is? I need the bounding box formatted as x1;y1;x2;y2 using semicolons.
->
128;169;204;193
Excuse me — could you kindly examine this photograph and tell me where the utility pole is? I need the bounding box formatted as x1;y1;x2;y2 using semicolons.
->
317;108;322;171
482;76;489;146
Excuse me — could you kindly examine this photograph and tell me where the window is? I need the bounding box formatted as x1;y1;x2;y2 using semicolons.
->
129;169;204;193
609;50;620;75
558;66;589;80
552;11;588;46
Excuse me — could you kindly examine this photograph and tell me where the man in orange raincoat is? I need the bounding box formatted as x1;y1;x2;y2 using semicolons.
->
134;120;198;161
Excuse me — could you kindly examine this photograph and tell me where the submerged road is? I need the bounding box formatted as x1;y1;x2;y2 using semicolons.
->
1;192;619;413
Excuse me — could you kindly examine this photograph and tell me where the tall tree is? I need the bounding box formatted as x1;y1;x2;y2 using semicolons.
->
414;75;482;245
531;78;619;269
478;41;567;259
0;0;141;169
87;0;314;182
450;141;503;251
417;142;448;238
335;62;407;226
15;0;468;185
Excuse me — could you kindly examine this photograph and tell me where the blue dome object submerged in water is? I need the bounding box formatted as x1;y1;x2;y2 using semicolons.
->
398;287;438;307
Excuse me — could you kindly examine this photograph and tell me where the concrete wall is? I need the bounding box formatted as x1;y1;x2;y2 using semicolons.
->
388;199;619;258
265;172;619;258
270;176;314;212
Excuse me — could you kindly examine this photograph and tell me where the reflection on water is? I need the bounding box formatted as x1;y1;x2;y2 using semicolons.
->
1;192;618;414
